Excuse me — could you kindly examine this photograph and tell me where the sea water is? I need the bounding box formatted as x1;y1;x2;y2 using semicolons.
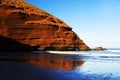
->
0;48;120;80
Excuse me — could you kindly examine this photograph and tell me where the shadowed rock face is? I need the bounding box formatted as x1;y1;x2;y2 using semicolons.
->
0;0;90;51
0;35;38;51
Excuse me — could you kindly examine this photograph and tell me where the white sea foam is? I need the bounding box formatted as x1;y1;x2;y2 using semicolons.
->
89;53;120;56
47;51;90;55
47;51;120;57
107;50;120;52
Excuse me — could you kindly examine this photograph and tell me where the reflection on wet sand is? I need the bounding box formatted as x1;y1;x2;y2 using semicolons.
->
29;58;84;71
0;52;84;71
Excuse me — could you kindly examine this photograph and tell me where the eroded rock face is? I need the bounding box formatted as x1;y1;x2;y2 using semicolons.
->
0;0;90;51
93;47;106;51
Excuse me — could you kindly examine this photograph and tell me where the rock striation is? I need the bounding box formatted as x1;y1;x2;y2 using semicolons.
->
0;0;90;51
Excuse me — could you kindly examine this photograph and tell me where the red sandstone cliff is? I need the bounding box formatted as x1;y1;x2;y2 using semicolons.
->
0;0;90;51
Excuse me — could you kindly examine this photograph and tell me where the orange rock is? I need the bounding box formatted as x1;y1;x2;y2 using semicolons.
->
93;47;106;51
0;0;90;51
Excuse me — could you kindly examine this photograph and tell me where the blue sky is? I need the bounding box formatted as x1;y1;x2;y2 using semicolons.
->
26;0;120;48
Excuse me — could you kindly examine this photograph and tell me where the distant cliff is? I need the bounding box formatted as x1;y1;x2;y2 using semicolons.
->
0;0;90;51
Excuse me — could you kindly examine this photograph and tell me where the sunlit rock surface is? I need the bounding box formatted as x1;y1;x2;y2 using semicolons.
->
0;0;90;51
93;47;106;51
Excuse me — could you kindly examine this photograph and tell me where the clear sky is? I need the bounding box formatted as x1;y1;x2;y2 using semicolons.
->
26;0;120;48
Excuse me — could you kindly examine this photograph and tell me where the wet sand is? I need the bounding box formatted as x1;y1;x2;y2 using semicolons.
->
0;51;120;80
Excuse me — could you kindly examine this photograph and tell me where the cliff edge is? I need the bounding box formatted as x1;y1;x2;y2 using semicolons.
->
0;0;90;51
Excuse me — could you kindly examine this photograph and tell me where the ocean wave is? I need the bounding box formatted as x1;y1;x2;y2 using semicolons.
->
47;51;90;55
107;50;120;53
88;53;120;57
47;51;120;57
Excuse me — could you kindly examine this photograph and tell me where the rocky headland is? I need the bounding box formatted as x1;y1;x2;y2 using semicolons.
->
93;47;106;51
0;0;90;51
